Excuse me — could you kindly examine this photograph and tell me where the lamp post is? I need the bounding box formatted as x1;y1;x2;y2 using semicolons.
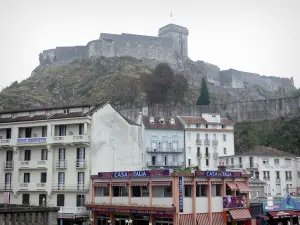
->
125;219;132;225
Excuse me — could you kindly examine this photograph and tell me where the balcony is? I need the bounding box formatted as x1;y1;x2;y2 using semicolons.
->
52;182;89;192
204;140;210;146
76;160;87;169
213;152;218;159
263;177;270;181
0;139;12;146
4;161;13;170
52;135;90;144
226;164;243;169
0;183;12;191
19;183;37;191
245;163;259;169
55;160;67;169
147;148;183;153
58;207;89;217
18;160;48;169
17;137;47;146
286;177;292;181
196;139;202;145
197;153;202;158
204;153;210;158
276;178;281;183
36;183;47;190
212;140;218;146
147;161;184;168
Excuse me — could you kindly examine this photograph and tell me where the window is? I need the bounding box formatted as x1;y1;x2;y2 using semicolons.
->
188;159;191;166
76;195;85;207
274;159;280;165
188;147;191;153
263;171;270;180
6;150;13;162
22;194;30;205
196;133;200;139
39;194;47;206
164;186;172;197
151;156;156;165
184;185;192;197
5;173;11;190
223;134;226;141
57;194;65;207
41;149;48;160
205;134;208;140
239;157;242;164
24;173;30;183
206;159;209;167
231;158;234;164
76;148;86;167
25;128;32;138
197;147;200;156
285;159;291;165
63;109;70;115
224;148;227;155
205;124;208;128
226;158;229;165
196;185;207;197
6;128;11;139
41;173;47;183
77;172;85;189
212;184;222;196
41;126;47;137
58;125;66;136
95;186;110;197
205;147;209;156
276;171;280;179
187;124;190;128
187;133;191;141
285;171;292;180
197;159;200;166
196;124;200;128
213;134;216;140
24;150;31;161
298;171;300;179
222;125;226;129
79;124;84;135
113;186;128;196
58;172;65;190
132;186;149;197
262;158;269;165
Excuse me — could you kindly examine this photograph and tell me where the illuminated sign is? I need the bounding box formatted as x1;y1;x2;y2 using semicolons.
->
93;208;167;214
195;171;242;177
178;176;184;212
17;138;46;144
98;170;170;178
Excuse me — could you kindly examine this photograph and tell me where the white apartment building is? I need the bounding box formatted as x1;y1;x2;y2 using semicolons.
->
141;116;185;169
219;147;298;197
178;114;234;170
0;103;142;225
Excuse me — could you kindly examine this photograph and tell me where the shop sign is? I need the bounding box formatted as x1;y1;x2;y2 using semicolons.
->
195;171;241;177
94;208;167;214
98;169;170;178
179;176;184;212
17;138;46;144
223;196;247;208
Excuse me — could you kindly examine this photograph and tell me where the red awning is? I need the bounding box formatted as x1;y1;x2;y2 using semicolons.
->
229;209;252;221
196;213;209;224
268;210;298;218
196;181;209;185
152;181;171;186
179;214;193;225
226;182;238;190
212;181;223;184
212;212;225;225
236;182;250;193
94;182;109;187
111;182;128;187
130;182;148;186
184;181;193;185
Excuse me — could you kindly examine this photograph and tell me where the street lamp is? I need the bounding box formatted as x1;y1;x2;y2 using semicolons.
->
125;219;132;224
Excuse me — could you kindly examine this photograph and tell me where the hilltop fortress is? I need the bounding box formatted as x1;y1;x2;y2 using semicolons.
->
39;23;295;93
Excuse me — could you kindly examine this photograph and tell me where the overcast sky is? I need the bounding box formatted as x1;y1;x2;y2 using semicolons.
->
0;0;299;90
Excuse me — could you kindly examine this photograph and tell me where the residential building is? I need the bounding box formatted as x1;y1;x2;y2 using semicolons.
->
178;114;234;170
248;173;267;199
87;167;252;225
0;103;142;224
220;147;298;197
141;116;184;169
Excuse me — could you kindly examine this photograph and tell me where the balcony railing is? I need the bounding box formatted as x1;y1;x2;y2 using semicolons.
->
276;178;281;183
19;183;37;191
197;153;202;158
4;161;13;169
213;152;218;159
76;160;87;168
52;182;89;191
263;177;270;181
55;160;67;169
18;160;48;169
212;140;218;146
147;148;183;153
204;140;210;146
0;139;11;146
226;164;243;169
52;135;90;144
36;183;47;189
147;161;184;168
204;153;210;158
58;207;89;216
196;139;202;145
0;183;12;191
286;177;292;181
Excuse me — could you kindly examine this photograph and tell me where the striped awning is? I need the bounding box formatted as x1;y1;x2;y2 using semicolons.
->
152;181;171;186
229;209;252;221
111;182;128;187
236;182;250;193
197;181;209;185
196;213;209;225
212;212;225;225
212;181;223;184
130;182;148;186
94;182;109;187
184;181;193;185
179;214;193;225
226;182;238;190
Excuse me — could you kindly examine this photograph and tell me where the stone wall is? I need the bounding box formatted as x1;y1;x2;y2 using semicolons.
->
118;96;300;123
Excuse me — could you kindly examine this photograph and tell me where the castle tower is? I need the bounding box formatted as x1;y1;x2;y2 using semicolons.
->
158;24;189;58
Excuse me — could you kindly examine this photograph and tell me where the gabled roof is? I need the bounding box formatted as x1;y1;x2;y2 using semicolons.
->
236;146;296;158
142;116;183;130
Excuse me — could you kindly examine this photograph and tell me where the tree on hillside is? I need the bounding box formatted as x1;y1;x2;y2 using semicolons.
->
141;63;188;105
196;78;210;105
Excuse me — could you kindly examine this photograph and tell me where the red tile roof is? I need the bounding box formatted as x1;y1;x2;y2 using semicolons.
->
142;117;183;130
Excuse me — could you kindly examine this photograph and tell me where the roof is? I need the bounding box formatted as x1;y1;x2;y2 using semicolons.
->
142;116;184;130
179;116;233;125
248;178;267;185
236;146;296;158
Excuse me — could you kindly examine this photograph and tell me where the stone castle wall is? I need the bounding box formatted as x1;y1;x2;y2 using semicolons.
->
118;97;300;123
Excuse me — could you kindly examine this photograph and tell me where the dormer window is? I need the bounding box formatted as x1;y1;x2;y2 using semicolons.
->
12;113;17;119
63;109;70;115
149;117;154;124
29;111;36;117
170;118;175;125
205;124;208;128
159;118;165;124
196;124;200;128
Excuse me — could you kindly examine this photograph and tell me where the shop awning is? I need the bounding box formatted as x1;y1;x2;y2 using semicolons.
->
179;214;193;225
196;181;209;185
111;182;128;187
184;181;193;185
268;210;298;218
212;212;225;225
151;181;171;186
229;209;252;221
212;181;223;185
236;182;250;193
196;213;209;224
226;182;238;190
130;182;148;186
94;182;109;187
